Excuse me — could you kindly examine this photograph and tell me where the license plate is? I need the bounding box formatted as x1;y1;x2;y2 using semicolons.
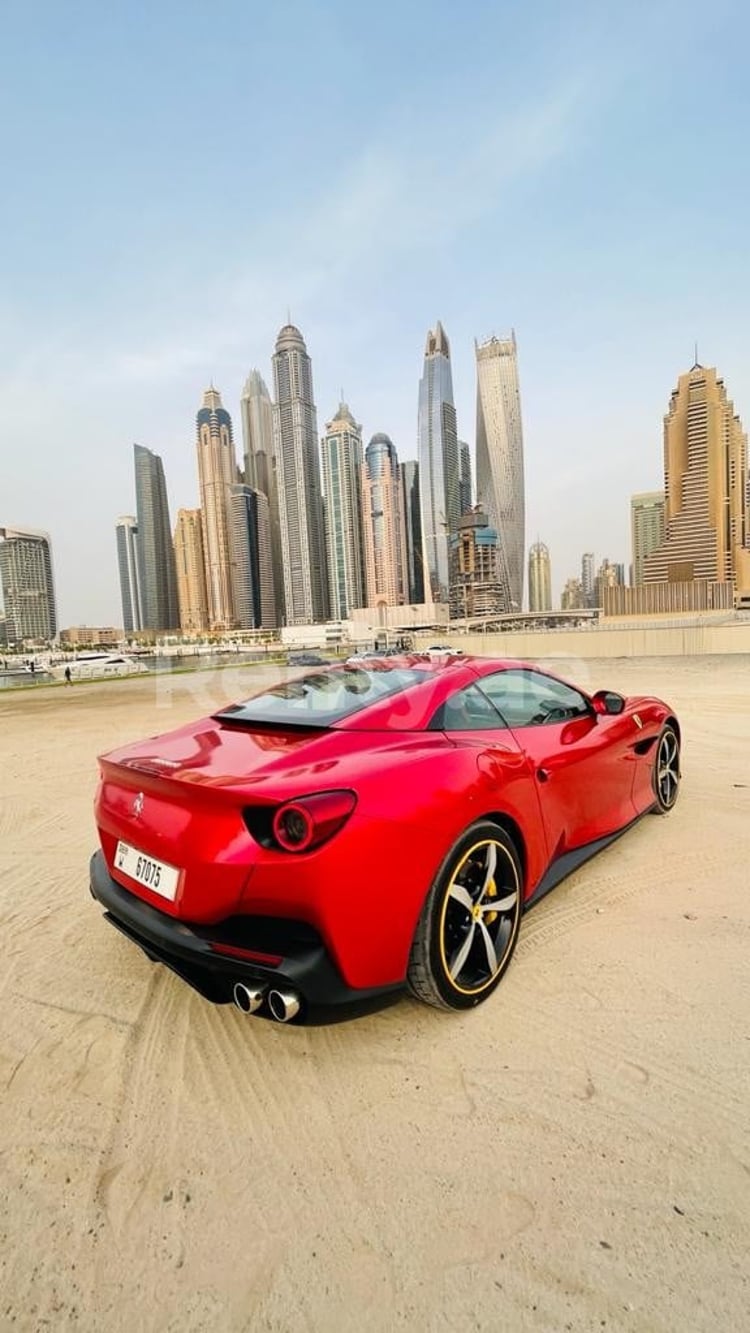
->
114;841;180;901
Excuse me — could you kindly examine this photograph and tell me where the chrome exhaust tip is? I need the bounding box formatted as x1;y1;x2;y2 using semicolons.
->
233;982;266;1015
267;988;301;1023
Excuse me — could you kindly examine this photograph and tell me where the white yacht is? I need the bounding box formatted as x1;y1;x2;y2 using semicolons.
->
51;653;151;681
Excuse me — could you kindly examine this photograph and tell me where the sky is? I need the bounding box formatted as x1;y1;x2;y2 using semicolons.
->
2;0;749;625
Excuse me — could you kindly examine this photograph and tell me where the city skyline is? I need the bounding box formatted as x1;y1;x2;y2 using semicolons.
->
6;325;750;637
4;2;750;626
8;340;750;635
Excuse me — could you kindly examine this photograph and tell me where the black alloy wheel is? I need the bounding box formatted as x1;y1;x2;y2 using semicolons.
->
652;725;681;813
407;821;522;1011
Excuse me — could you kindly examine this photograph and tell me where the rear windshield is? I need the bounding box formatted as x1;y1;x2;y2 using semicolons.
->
216;665;429;727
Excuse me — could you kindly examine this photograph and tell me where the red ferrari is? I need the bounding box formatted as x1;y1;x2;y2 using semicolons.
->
89;656;681;1022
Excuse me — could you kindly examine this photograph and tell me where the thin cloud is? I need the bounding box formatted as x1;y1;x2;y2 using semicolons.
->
0;75;591;406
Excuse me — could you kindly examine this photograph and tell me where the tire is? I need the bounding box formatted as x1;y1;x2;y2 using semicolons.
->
407;821;523;1011
651;725;681;814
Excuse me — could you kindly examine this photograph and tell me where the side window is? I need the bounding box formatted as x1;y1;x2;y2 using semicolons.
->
429;683;508;731
480;669;589;727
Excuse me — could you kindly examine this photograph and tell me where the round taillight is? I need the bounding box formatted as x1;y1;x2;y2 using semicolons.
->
272;803;314;851
267;790;357;853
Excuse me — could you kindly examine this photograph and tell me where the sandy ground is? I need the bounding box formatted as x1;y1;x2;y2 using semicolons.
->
0;655;748;1333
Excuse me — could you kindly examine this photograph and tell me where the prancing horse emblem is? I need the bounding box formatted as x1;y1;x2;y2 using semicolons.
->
132;792;145;818
633;714;643;730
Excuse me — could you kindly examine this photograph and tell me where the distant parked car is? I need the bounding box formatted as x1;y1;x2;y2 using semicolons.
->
428;644;464;656
288;652;329;667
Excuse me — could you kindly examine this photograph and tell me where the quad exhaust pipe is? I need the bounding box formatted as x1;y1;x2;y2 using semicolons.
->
233;982;266;1014
232;982;301;1023
268;989;301;1023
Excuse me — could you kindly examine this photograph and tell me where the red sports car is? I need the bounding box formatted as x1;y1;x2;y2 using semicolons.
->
89;656;681;1022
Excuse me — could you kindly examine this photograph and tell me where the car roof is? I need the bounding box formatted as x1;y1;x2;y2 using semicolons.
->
333;654;544;731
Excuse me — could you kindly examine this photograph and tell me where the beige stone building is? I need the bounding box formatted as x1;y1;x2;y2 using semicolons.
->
528;541;552;612
321;404;366;619
602;580;733;617
60;626;122;646
561;577;584;610
594;557;624;607
174;508;209;633
644;363;750;595
362;433;407;614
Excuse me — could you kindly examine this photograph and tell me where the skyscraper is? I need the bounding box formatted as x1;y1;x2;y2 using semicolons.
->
240;369;282;625
644;362;750;593
631;493;665;586
115;515;142;633
561;577;584;610
363;432;407;611
0;526;57;643
528;541;552;612
400;460;425;604
594;557;624;607
475;332;525;611
272;324;328;625
196;387;238;631
418;322;459;603
320;402;366;619
229;485;275;629
449;510;504;619
459;441;472;514
174;508;209;633
133;444;179;631
581;552;595;608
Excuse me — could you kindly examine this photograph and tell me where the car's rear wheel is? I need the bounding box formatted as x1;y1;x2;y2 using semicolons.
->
407;821;522;1011
652;725;680;813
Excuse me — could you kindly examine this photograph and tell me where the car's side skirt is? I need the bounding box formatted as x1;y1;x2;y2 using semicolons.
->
524;809;652;912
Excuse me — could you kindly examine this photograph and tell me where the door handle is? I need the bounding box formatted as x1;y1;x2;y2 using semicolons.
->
537;768;550;783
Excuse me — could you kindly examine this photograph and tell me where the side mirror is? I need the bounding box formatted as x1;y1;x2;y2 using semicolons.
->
591;689;625;716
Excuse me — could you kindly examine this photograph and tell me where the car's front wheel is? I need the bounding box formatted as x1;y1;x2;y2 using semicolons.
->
407;821;522;1011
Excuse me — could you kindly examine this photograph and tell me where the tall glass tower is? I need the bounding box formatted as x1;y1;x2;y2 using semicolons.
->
229;485;275;629
115;515;142;632
240;369;282;625
417;322;459;604
272;324;328;625
459;441;472;514
475;332;525;611
320;401;366;619
133;444;179;631
196;386;237;631
400;460;425;603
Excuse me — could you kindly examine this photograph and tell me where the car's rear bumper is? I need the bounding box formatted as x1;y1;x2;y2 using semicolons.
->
89;849;400;1020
